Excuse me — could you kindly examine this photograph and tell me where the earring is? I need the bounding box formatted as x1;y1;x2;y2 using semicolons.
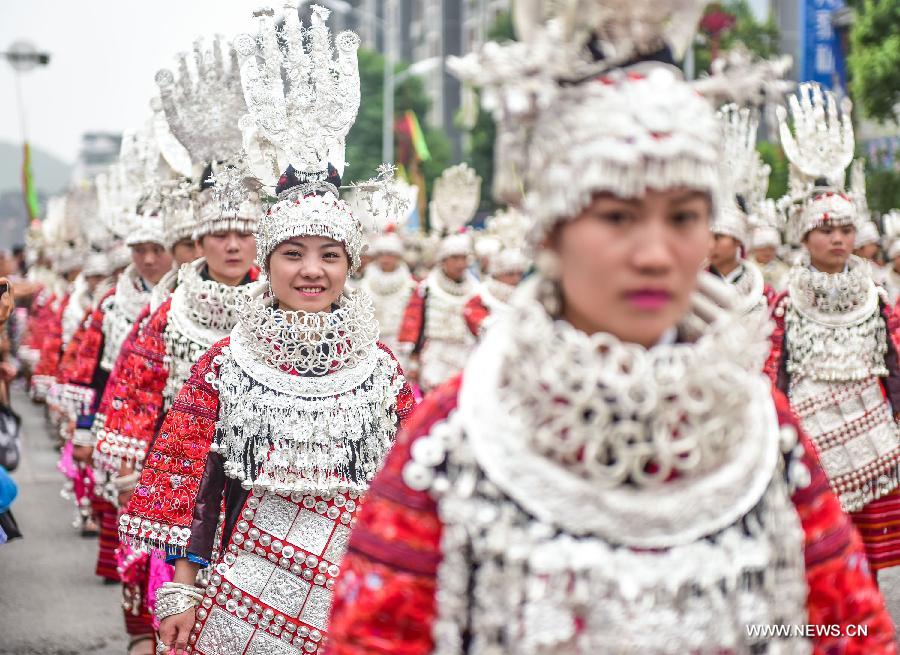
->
538;276;561;317
535;250;561;280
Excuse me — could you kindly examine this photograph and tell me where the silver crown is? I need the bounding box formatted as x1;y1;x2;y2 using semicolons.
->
431;164;481;236
778;83;857;240
711;104;771;245
196;157;261;240
777;83;854;186
236;4;364;272
235;4;361;186
155;36;247;170
449;2;722;244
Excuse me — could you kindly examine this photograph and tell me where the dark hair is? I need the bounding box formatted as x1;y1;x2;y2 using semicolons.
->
276;163;342;196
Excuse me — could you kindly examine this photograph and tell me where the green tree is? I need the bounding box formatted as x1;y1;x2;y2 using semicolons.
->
757;141;788;201
846;0;900;123
344;48;452;199
694;0;781;74
865;166;900;215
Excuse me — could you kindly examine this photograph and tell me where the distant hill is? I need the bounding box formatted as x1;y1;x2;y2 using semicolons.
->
0;140;71;194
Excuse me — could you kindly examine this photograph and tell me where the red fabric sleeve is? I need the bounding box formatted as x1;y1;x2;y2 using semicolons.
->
23;290;51;351
463;295;489;337
56;318;88;385
120;338;226;554
375;341;417;429
95;302;170;472
772;391;897;654
32;304;66;380
764;291;789;387
763;283;776;307
57;291;114;416
327;377;461;655
397;284;426;348
67;294;111;387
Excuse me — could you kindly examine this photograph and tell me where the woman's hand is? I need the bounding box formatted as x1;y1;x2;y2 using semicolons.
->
158;606;196;655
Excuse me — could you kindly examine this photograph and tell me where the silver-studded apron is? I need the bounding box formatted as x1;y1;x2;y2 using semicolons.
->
193;487;359;655
191;326;400;655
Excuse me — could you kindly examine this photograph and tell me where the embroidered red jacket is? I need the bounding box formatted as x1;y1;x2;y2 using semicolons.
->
123;338;417;564
31;292;71;383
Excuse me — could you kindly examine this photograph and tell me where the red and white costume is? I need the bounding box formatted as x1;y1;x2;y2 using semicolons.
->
359;233;416;365
121;8;417;653
330;280;896;654
399;266;477;391
327;4;896;652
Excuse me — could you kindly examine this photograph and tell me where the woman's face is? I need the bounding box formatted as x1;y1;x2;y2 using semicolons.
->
198;231;257;286
803;224;855;274
268;235;349;312
551;188;711;348
171;238;199;266
130;242;173;285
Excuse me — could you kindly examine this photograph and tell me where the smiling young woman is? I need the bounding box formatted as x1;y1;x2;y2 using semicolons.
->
324;6;894;654
119;9;415;655
268;236;349;313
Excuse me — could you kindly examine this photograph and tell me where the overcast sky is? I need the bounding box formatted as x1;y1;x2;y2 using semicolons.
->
2;0;774;165
0;1;260;163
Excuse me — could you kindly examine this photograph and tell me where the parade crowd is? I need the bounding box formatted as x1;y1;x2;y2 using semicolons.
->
4;1;900;654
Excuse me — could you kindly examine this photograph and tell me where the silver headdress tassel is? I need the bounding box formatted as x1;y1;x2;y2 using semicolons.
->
155;35;247;174
235;4;364;271
449;0;719;245
777;83;856;243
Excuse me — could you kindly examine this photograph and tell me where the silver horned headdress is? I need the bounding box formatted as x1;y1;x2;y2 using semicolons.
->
711;104;771;246
430;163;481;260
235;4;364;272
449;0;720;245
777;83;856;241
155;36;247;172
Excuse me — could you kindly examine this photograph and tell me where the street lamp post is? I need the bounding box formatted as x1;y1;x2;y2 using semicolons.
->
2;41;51;142
3;40;51;223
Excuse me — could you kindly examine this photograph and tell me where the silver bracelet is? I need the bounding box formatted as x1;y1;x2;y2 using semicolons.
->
154;582;203;621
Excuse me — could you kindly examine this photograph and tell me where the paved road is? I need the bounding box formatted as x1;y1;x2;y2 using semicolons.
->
0;386;124;655
1;384;900;653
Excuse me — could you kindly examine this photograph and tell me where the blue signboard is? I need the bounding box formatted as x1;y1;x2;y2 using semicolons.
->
800;0;847;91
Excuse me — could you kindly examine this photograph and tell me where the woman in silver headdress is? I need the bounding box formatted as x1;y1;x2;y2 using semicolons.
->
326;3;895;654
120;7;414;655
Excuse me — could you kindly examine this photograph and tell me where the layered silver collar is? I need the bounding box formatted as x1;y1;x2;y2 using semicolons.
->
168;258;255;346
788;254;876;325
232;284;378;376
362;263;415;296
428;268;476;298
421;273;781;548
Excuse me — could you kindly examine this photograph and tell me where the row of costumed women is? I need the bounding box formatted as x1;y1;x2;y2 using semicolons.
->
14;1;900;654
